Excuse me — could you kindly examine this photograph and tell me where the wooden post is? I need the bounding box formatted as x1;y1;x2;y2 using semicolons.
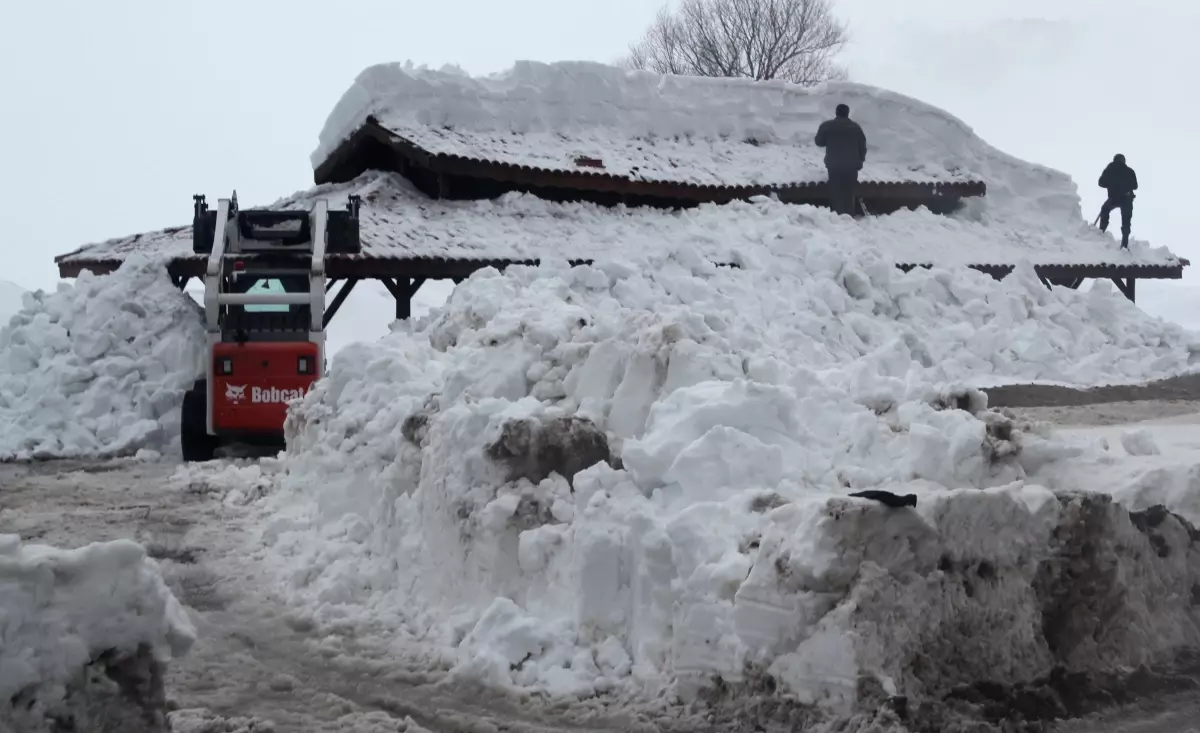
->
323;278;359;327
381;277;426;321
396;286;411;320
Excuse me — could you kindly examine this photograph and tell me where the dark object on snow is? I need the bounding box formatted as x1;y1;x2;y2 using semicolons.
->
814;104;868;217
1097;153;1138;249
849;489;918;508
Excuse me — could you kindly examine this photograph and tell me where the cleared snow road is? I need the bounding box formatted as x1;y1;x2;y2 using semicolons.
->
0;459;705;733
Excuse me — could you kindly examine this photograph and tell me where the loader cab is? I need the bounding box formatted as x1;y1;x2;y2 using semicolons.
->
179;192;360;461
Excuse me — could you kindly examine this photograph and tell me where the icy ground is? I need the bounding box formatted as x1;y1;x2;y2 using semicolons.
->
5;393;1200;732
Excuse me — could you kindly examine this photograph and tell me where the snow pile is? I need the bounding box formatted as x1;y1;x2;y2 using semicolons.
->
170;459;284;506
259;243;1200;718
0;255;205;461
0;533;196;731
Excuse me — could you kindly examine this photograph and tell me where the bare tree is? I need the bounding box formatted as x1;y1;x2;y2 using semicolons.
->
625;0;849;86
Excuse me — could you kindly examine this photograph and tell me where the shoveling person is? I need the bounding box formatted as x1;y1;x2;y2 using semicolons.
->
1096;153;1138;249
814;103;868;217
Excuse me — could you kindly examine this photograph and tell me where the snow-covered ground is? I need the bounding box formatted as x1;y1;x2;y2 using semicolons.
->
0;255;204;461
3;398;1200;730
0;459;706;733
242;243;1200;723
0;530;195;732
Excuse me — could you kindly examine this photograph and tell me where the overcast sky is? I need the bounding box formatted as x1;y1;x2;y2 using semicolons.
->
2;0;1196;328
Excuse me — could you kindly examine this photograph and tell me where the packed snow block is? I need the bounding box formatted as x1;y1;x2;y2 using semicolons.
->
485;414;612;487
1032;495;1200;670
6;644;170;733
0;534;196;733
721;488;1200;722
0;254;205;460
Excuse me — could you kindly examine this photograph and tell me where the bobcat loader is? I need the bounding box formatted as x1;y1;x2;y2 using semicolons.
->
180;191;360;461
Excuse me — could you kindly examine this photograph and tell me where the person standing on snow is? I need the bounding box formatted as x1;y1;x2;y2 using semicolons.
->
814;103;868;217
1097;153;1138;249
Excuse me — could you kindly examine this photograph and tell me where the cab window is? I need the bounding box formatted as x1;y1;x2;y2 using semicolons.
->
243;278;290;313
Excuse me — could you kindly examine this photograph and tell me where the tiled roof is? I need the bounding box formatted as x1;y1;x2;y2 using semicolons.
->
373;114;983;191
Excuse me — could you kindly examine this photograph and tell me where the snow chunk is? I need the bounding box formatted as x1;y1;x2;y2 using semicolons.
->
0;255;204;460
0;534;195;730
1121;428;1161;456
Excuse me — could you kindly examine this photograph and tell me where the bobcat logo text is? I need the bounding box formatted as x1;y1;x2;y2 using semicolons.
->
223;384;307;405
225;383;246;404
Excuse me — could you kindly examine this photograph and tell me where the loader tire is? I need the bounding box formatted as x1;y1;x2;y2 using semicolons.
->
180;384;218;462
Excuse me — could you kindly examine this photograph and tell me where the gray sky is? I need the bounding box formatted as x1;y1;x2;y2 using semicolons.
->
2;0;1196;303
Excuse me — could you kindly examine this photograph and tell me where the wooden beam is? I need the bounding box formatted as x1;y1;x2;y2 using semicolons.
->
379;277;400;299
55;253;1184;285
323;278;359;327
1043;276;1085;290
1111;277;1136;302
380;277;427;320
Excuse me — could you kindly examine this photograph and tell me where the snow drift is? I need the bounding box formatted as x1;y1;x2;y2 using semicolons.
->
258;240;1200;722
0;255;205;461
0;533;196;732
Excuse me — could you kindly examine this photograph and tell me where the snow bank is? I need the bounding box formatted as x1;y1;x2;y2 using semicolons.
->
258;241;1200;719
0;534;196;732
0;255;205;461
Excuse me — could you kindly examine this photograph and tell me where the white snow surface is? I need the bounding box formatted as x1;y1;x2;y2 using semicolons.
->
0;533;195;706
0;255;205;460
258;240;1200;708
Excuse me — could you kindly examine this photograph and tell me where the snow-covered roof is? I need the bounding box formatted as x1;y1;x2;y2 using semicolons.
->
53;61;1185;275
313;61;988;189
56;170;1182;273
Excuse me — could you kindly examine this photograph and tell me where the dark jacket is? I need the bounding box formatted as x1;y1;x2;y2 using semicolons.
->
814;116;867;171
1099;161;1138;199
